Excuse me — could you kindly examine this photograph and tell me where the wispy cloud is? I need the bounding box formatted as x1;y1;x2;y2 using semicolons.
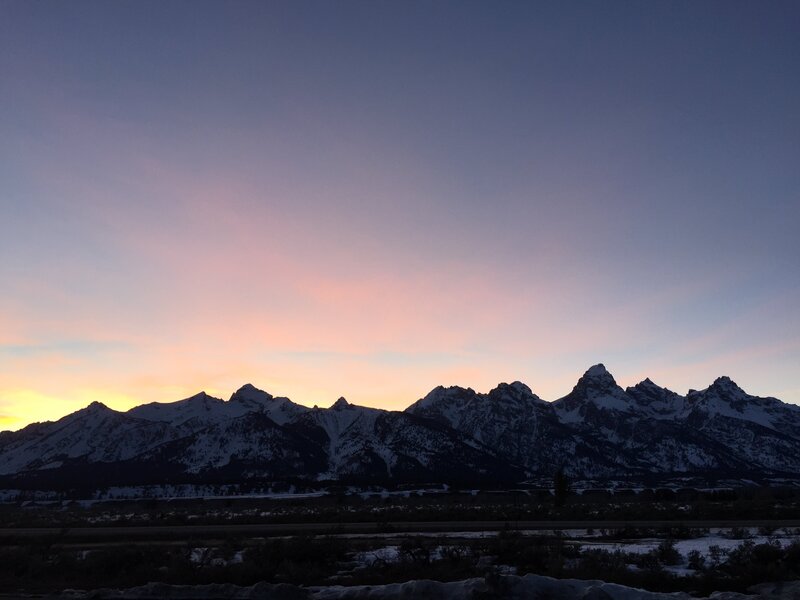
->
2;2;798;427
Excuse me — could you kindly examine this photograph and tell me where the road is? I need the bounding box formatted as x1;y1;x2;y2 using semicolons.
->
1;519;798;541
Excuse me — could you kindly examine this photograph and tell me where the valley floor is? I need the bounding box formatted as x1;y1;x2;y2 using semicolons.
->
2;487;800;597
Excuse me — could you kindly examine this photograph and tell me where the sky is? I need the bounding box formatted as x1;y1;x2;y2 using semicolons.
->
1;1;799;430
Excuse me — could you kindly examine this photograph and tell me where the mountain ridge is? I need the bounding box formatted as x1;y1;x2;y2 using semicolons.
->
2;364;799;488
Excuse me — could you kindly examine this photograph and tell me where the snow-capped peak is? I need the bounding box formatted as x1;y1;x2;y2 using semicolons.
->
487;381;545;405
553;364;632;421
230;383;274;403
689;377;749;408
627;377;671;395
227;384;309;425
625;378;685;419
682;376;797;432
572;364;626;399
581;363;616;385
709;376;745;395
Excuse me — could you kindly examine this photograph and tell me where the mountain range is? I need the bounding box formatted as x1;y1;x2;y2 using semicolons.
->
2;364;799;489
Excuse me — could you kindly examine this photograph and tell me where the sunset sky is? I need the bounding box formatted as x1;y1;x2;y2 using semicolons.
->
1;1;799;430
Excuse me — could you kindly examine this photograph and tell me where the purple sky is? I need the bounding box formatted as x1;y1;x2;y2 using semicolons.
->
1;1;799;428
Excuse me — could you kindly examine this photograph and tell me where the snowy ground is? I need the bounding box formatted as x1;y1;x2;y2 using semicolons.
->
342;527;800;574
581;530;798;557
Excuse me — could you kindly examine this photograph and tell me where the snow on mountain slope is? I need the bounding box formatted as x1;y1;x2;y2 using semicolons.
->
408;382;549;443
682;377;800;473
625;379;687;419
2;367;800;486
146;411;327;477
548;364;658;460
0;403;180;475
408;385;481;427
292;398;521;482
408;379;641;478
127;392;229;431
127;384;309;430
228;384;310;425
292;398;384;477
406;381;581;474
686;377;800;433
548;366;800;474
552;364;636;424
612;417;747;473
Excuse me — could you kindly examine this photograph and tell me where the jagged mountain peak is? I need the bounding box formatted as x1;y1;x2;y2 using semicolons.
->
427;384;476;397
627;377;673;394
569;363;627;400
126;391;227;428
491;381;533;395
230;383;274;402
487;381;545;404
235;383;260;392
626;378;685;418
331;397;350;410
227;384;309;425
585;362;610;375
580;363;616;386
86;400;110;411
688;376;749;406
69;401;118;422
553;364;632;421
413;385;477;411
179;391;219;404
132;390;224;407
710;375;745;394
682;377;800;440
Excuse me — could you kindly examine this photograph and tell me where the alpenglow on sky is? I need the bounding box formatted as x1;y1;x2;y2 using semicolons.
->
0;1;798;430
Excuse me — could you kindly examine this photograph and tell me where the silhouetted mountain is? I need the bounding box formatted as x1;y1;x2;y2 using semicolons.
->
1;366;799;489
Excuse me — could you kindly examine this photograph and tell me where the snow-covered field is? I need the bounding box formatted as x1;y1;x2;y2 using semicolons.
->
341;527;800;575
581;528;799;557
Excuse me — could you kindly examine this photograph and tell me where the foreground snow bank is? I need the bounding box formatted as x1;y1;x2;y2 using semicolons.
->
50;575;800;599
